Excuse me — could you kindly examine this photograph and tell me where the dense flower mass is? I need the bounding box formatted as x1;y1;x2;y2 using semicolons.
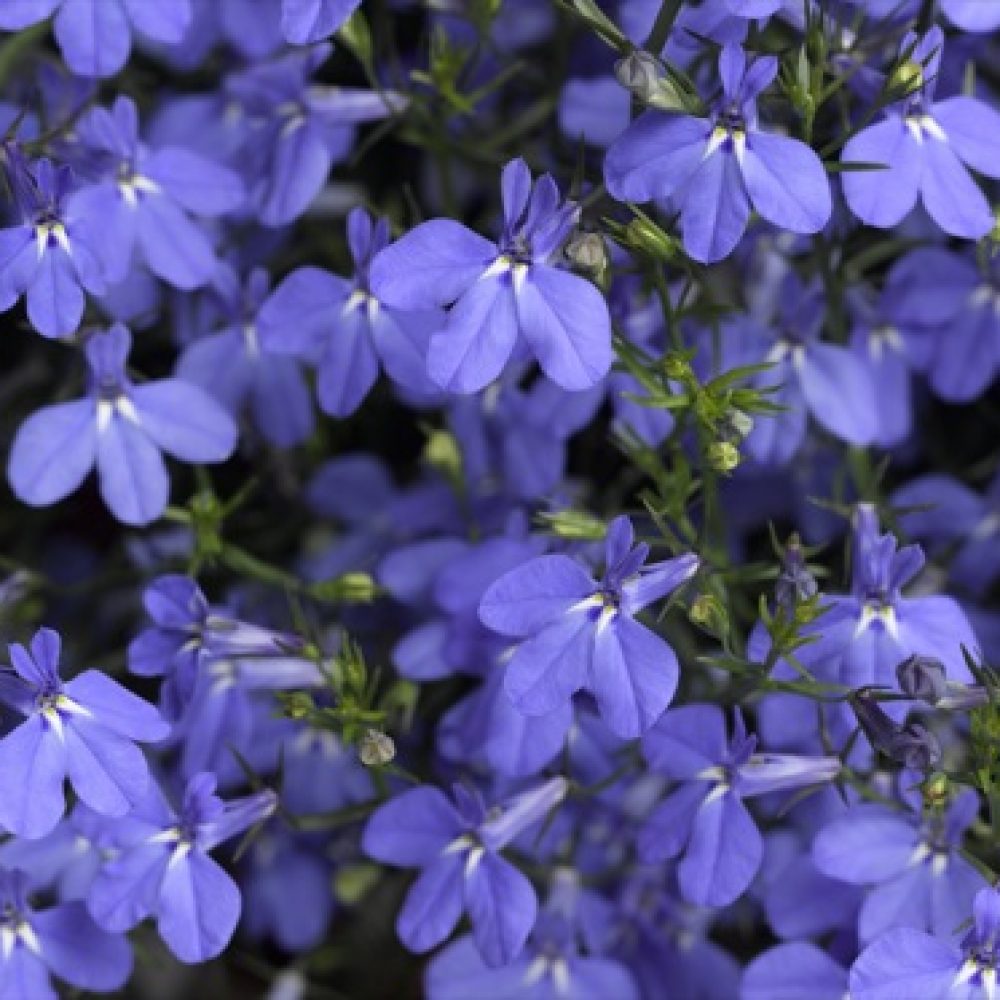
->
0;2;999;999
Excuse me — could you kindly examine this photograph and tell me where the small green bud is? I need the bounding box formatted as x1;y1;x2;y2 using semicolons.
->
661;353;691;381
424;428;463;482
707;441;740;473
334;863;382;904
309;572;378;603
891;59;924;94
689;593;729;638
615;50;660;101
923;771;950;808
281;691;316;720
625;217;679;262
539;509;607;541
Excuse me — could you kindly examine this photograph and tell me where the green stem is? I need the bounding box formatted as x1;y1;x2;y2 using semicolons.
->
644;0;683;56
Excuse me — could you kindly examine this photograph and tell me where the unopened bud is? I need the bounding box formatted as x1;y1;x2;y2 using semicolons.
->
359;728;395;767
726;409;754;440
564;231;607;274
776;539;818;610
891;58;924;95
689;593;728;638
708;441;740;473
615;50;661;102
625;217;678;262
888;723;942;772
896;655;947;705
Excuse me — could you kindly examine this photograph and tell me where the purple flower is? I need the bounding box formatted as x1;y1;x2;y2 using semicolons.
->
791;504;978;689
8;324;238;525
176;264;314;446
362;778;567;966
370;157;613;393
281;0;360;43
257;208;443;416
841;27;1000;239
0;867;132;997
480;516;698;738
0;158;106;338
0;627;169;839
813;788;986;943
851;885;1000;1000
68;96;244;289
639;704;840;906
87;772;277;963
605;43;831;263
0;0;191;77
944;0;1000;30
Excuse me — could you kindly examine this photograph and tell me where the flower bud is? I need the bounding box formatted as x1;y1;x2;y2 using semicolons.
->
564;231;607;274
776;539;818;610
615;50;661;102
708;441;740;473
625;217;679;262
888;723;942;772
896;654;947;704
359;728;395;767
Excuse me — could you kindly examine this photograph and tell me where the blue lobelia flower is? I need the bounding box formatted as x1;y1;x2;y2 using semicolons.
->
87;771;277;963
0;158;107;339
0;0;191;78
0;866;132;999
369;157;613;393
813;784;986;944
280;0;360;43
479;516;698;738
638;704;841;907
362;777;567;967
841;27;1000;240
8;324;238;526
0;627;169;839
257;207;443;417
222;46;405;227
127;574;305;720
790;504;979;689
604;43;831;263
176;264;315;447
850;885;1000;1000
67;96;244;290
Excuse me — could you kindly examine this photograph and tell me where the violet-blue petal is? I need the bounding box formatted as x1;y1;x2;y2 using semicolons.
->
25;248;85;339
741;132;831;234
428;273;518;393
257;267;353;356
0;0;60;30
480;555;596;638
621;553;699;614
841;119;921;228
32;902;133;992
637;781;707;863
362;787;465;866
316;307;380;416
465;852;536;968
87;844;170;932
144;148;244;215
63;670;169;742
604;112;709;202
920;135;994;239
8;400;96;507
136;195;217;290
516;265;612;391
131;380;237;463
642;703;727;777
799;343;877;446
397;853;465;954
0;716;67;838
157;850;241;963
812;810;916;883
849;928;960;1000
281;0;361;43
504;612;593;716
371;220;497;310
64;720;149;818
678;789;762;907
741;943;847;1000
95;415;170;526
123;0;191;40
589;616;678;737
681;148;751;264
54;0;131;77
258;118;330;227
